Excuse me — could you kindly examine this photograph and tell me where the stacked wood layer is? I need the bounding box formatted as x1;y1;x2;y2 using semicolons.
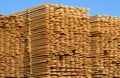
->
11;4;49;77
9;3;120;78
11;3;91;78
0;15;24;78
90;15;120;78
46;4;91;78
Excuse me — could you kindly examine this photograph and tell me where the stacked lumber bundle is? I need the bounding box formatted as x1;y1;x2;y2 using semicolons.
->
26;4;91;77
11;3;91;78
29;4;50;78
11;4;52;77
46;4;91;78
0;14;24;78
90;15;120;78
11;10;32;77
8;3;120;78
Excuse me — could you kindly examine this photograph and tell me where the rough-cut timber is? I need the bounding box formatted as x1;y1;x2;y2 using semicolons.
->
5;3;120;78
0;15;24;78
90;15;120;78
11;3;91;78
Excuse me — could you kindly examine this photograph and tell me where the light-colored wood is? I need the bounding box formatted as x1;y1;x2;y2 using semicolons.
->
6;3;120;78
90;15;120;78
0;15;24;78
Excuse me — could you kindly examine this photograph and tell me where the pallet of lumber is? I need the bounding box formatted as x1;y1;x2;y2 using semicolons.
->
11;3;91;78
46;4;90;78
9;3;120;78
0;15;24;78
90;15;120;78
46;4;91;78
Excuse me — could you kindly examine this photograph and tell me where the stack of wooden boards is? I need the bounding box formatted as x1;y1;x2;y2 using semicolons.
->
11;4;49;77
47;5;91;78
12;3;91;78
12;10;32;77
7;3;120;78
0;15;24;78
90;15;120;78
45;4;91;78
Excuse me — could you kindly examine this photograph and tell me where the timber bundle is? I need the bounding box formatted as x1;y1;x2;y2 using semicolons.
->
0;3;120;78
0;15;24;77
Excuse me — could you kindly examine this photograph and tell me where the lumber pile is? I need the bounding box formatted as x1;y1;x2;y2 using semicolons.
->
46;4;91;78
9;3;120;78
11;3;91;78
11;10;32;77
12;4;49;77
90;15;120;78
0;15;24;78
28;4;91;78
30;4;91;77
29;4;50;78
